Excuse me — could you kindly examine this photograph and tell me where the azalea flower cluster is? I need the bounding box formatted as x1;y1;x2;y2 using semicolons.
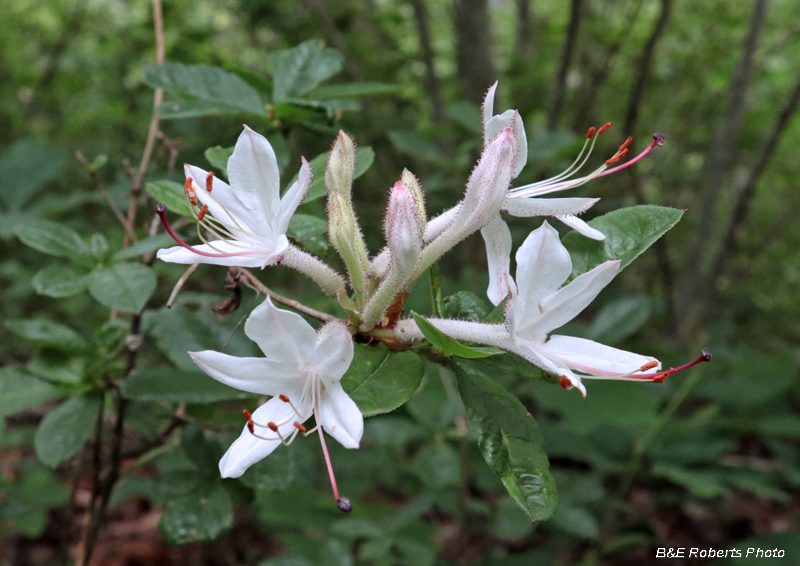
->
155;82;697;511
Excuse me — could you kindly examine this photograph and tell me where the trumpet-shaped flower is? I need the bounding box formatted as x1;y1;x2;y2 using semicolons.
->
189;298;361;511
157;125;310;269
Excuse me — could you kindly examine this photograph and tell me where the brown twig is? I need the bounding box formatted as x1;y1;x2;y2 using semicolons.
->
238;268;341;323
167;263;200;308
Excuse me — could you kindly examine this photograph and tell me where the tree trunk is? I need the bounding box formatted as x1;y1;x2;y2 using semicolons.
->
411;0;446;122
547;0;583;130
514;0;534;60
677;0;769;331
453;0;496;104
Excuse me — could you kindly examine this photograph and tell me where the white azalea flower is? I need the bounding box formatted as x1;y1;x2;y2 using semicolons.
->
157;126;309;268
189;297;361;512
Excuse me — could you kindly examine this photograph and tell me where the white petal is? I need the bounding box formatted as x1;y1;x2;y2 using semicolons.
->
507;338;587;397
480;214;512;306
513;221;572;331
482;81;498;136
526;260;619;336
312;323;354;384
486;110;527;179
318;382;363;448
275;157;310;235
227;126;280;225
542;335;661;377
185;164;253;236
156;241;278;268
504;197;600;218
218;395;312;478
244;297;317;370
558;215;605;240
189;350;305;396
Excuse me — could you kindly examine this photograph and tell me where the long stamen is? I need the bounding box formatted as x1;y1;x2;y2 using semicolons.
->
648;348;712;383
316;417;351;513
596;132;665;178
155;204;267;258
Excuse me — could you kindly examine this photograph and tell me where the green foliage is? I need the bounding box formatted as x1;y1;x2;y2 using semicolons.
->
5;319;85;351
300;146;375;202
34;394;101;468
0;368;61;418
147;180;192;217
411;312;501;359
122;367;252;403
0;138;65;211
158;480;233;545
88;263;156;313
15;221;91;262
268;39;344;102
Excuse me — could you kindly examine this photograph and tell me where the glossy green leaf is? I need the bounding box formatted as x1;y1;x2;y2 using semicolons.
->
180;423;222;477
452;362;558;521
307;82;402;100
0;138;66;211
155;99;250;118
122;367;253;403
477;353;547;381
268;39;344;102
288;214;327;241
89;263;156;313
34;394;101;468
239;444;296;491
158;481;233;545
204;146;234;177
5;319;85;351
443;291;491;321
15;221;90;260
144;62;265;116
561;205;683;281
341;343;424;416
298;146;375;202
0;368;61;418
147;180;192;217
411;313;502;359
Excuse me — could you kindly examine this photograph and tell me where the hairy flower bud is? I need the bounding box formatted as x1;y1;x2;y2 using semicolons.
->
325;131;356;203
399;169;427;235
328;190;369;298
385;182;424;283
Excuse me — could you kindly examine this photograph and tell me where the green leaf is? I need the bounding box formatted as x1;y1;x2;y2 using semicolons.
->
0;368;61;418
204;146;234;178
452;362;558;521
144;63;265;116
89;263;156;313
298;146;375;202
307;82;402;100
15;221;90;260
561;206;684;281
5;319;85;351
387;130;444;163
267;39;344;102
239;444;296;491
180;423;222;477
147;180;192;217
586;295;653;344
122;367;253;403
155;99;251;119
477;354;547;381
158;481;233;545
288;214;327;241
0;138;66;211
34;394;101;468
411;313;502;359
111;234;176;261
341;343;424;417
31;265;90;298
443;291;491;321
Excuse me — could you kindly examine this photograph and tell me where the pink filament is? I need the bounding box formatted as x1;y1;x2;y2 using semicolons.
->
155;204;263;258
317;423;340;501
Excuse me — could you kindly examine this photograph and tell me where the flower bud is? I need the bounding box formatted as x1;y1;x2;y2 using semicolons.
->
385;182;423;283
328;190;369;296
399;169;427;235
325;131;356;203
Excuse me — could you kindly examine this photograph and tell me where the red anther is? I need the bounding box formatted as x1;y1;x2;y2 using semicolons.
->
586;126;596;139
598;122;613;135
247;421;255;434
651;373;668;384
267;421;279;432
605;156;621;166
648;349;712;383
559;375;572;390
243;409;252;420
619;147;630;158
184;178;198;206
639;361;659;372
619;136;633;151
279;394;290;402
293;422;307;433
197;204;209;221
206;171;214;192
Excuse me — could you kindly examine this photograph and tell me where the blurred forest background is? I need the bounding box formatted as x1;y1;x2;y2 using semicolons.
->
1;0;800;565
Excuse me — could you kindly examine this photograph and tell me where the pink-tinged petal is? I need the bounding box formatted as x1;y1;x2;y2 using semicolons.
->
185;164;252;235
557;215;605;241
513;221;572;331
189;351;305;396
219;395;312;478
156;241;280;268
525;260;620;336
318;382;363;449
542;335;661;377
486;110;527;179
510;338;587;397
480;215;513;306
503;197;600;218
313;323;354;384
275;157;310;235
244;297;317;368
227;126;280;224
